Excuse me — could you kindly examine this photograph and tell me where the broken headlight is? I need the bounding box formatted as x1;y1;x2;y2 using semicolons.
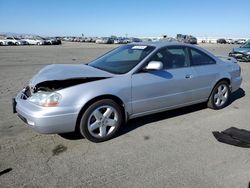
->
28;92;61;107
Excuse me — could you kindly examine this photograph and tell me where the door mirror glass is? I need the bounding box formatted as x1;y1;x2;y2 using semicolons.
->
144;61;163;71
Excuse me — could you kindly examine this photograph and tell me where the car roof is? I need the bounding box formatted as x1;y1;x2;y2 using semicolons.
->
130;41;195;49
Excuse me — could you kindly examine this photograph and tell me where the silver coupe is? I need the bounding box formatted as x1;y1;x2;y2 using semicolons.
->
13;42;242;142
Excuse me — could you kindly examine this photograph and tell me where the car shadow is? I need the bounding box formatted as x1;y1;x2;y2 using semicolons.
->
228;88;245;105
58;131;84;140
59;88;245;141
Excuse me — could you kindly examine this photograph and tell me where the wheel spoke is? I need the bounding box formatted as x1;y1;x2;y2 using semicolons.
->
215;98;221;105
107;118;117;127
99;126;106;137
218;86;222;93
221;96;227;102
89;121;100;131
103;107;113;118
221;87;227;94
93;109;103;121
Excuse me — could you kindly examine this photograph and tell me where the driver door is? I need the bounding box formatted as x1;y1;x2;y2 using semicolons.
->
131;46;197;115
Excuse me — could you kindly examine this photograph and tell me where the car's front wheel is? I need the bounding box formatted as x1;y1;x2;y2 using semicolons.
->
78;99;123;142
208;81;231;109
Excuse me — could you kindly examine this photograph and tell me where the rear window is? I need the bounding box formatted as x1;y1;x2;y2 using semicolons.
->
190;48;215;66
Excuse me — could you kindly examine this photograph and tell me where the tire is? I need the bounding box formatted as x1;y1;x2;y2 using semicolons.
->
78;99;123;142
207;81;231;109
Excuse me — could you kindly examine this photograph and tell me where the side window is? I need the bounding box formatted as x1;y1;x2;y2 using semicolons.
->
150;48;165;63
149;47;190;69
165;47;190;69
190;48;215;66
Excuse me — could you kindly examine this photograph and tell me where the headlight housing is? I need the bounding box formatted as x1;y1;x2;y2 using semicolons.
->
28;92;61;107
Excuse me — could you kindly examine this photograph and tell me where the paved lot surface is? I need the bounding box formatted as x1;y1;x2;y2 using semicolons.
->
0;42;249;188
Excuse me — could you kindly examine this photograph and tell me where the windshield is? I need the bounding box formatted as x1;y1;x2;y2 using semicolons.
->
88;44;155;74
242;42;250;48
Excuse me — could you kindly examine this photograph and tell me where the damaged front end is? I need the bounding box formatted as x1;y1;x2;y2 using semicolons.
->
13;76;110;115
31;77;109;93
20;77;109;100
229;51;250;62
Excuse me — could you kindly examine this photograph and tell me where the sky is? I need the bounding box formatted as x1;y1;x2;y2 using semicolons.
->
0;0;249;38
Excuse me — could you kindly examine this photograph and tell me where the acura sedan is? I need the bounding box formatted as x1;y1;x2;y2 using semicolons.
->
13;42;242;142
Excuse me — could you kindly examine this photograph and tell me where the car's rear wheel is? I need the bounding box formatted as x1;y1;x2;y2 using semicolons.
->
78;99;123;142
207;81;231;109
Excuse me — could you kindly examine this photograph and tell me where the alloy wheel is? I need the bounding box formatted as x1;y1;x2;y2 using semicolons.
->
87;105;119;138
214;84;229;107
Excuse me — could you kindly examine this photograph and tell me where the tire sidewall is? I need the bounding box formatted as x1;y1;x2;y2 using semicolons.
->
79;99;123;142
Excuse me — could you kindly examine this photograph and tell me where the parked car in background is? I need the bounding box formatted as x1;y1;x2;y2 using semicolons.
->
165;37;178;42
131;38;142;43
0;38;8;45
217;39;227;44
13;42;242;142
226;39;235;44
43;37;62;45
43;37;55;45
5;36;28;45
235;39;246;44
229;41;250;62
95;37;114;44
114;38;127;44
85;37;93;42
24;37;45;45
91;37;98;43
186;36;197;44
176;34;197;44
113;38;121;44
123;38;131;43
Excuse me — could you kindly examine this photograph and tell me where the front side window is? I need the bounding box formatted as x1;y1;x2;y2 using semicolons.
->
190;48;215;66
89;45;155;74
150;46;190;69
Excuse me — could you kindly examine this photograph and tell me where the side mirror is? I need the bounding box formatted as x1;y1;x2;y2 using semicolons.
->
144;61;163;71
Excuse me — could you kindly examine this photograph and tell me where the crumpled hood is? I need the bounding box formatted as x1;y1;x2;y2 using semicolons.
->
30;64;113;86
233;47;250;54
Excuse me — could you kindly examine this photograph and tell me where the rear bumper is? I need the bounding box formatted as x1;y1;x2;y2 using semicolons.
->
14;91;78;134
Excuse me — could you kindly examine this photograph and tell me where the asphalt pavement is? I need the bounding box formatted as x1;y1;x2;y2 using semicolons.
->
0;42;249;188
